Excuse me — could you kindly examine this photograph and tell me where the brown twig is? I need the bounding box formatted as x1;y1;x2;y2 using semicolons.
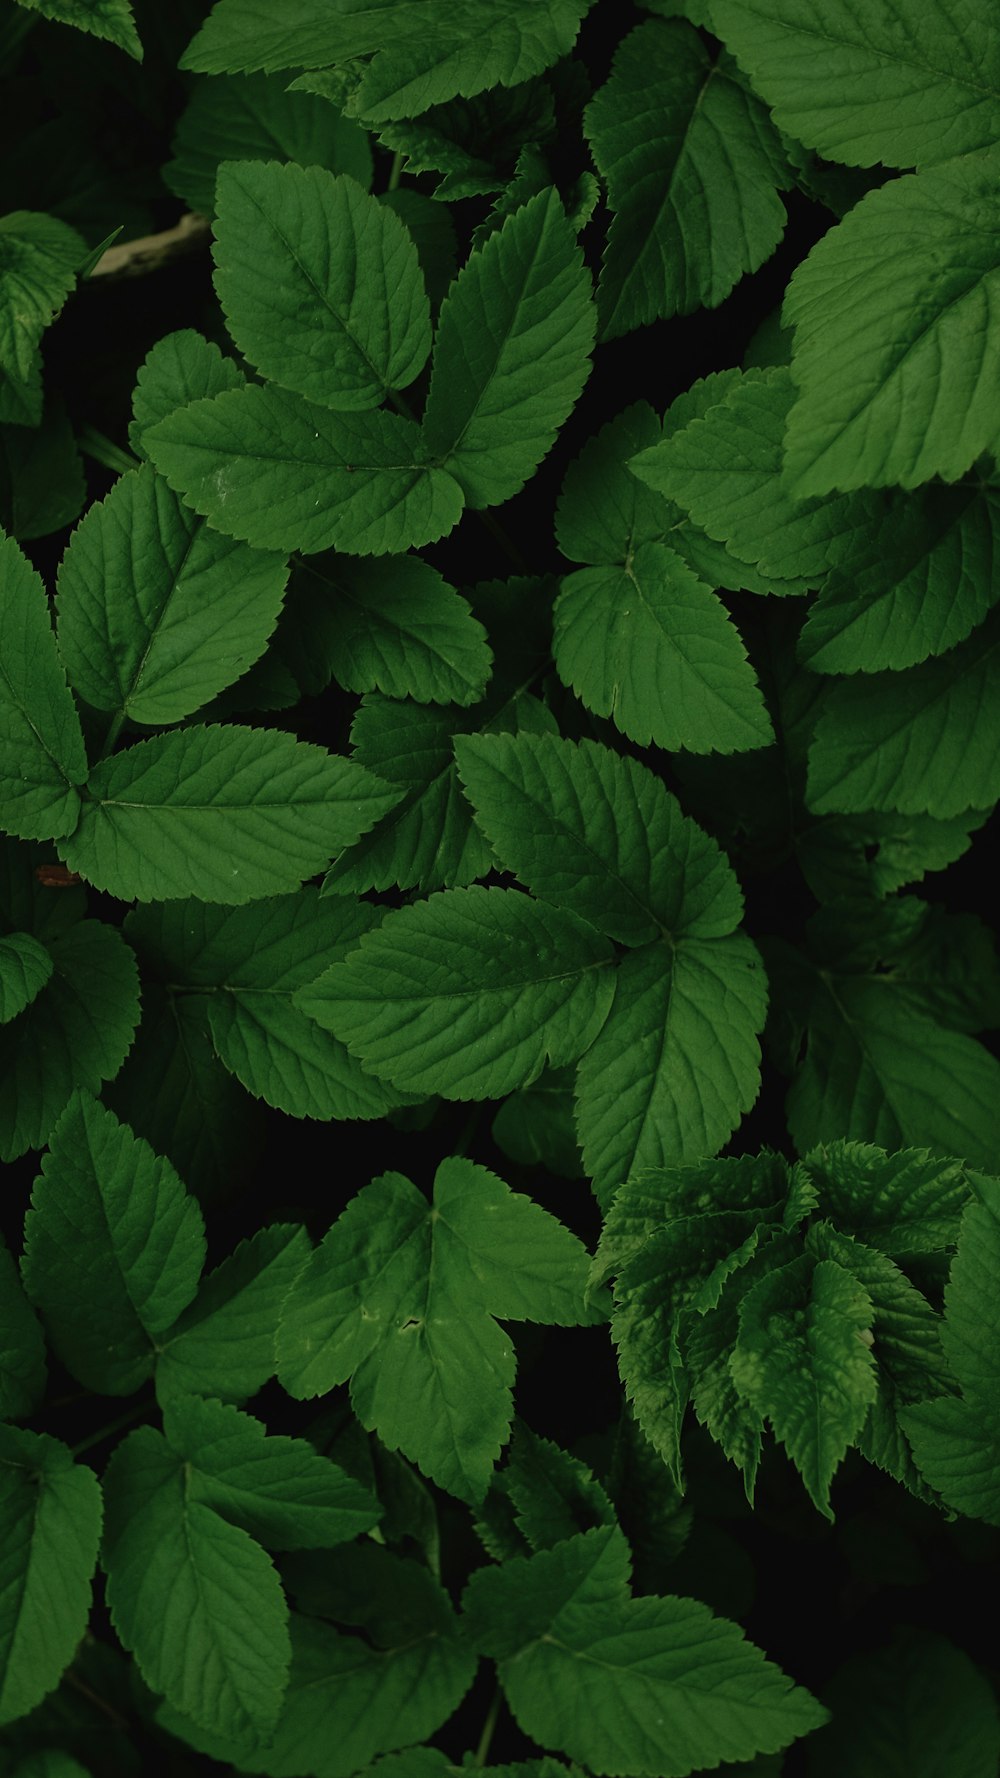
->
88;212;211;280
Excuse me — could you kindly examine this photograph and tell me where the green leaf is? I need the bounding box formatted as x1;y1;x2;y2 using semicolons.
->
182;0;591;123
422;188;594;509
556;400;670;567
796;808;989;904
161;1394;381;1550
501;1422;617;1553
12;0;140;59
803;1140;970;1258
455;732;745;946
59;723;401;904
289;553;492;706
730;1253;878;1518
145;382;463;556
710;0;1000;171
101;1426;290;1741
0;930;51;1023
0;530;87;842
125;892;415;1122
0;918;140;1162
898;1393;1000;1526
585;20;788;337
55;464;289;726
296;886;616;1100
0;402;85;541
462;1524;827;1772
0;1425;103;1726
277;1156;593;1501
130;330;245;457
492;1066;584;1179
166;71;372;218
781;155;1000;496
213;162;431;412
0;213;84;425
805;609;1000;817
376;78;555;199
0;1233;45;1420
575;935;768;1211
21;1091;206;1396
155;1222;311;1407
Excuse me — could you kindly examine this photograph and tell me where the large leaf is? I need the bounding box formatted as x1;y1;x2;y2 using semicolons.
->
454;732;745;946
144;383;464;556
21;1091;206;1396
55;464;289;726
154;1222;311;1406
295;886;616;1100
462;1525;827;1774
277;1157;593;1501
0;1426;103;1726
711;0;1000;171
781;154;1000;496
101;1426;290;1741
575;936;768;1211
59;723;401;904
585;19;788;337
0;530;87;842
422;188;594;508
213;162;430;411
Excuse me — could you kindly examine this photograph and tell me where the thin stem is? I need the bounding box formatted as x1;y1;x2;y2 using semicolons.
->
65;1666;130;1730
472;1685;502;1767
387;150;404;192
476;507;530;574
94;707;128;764
72;1398;148;1459
77;424;140;477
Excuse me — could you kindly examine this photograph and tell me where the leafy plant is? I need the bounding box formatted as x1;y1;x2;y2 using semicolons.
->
1;0;999;1774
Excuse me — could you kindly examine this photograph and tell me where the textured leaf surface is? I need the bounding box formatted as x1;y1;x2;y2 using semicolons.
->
782;155;1000;496
0;213;83;425
21;1092;205;1395
55;464;289;725
278;1157;592;1500
900;1393;1000;1526
0;1234;45;1420
803;1141;969;1259
555;400;670;567
214;162;430;410
297;886;616;1099
711;0;1000;171
576;936;768;1210
585;20;788;337
0;931;51;1024
59;724;400;904
130;330;244;456
0;530;87;842
102;1426;290;1741
155;1223;311;1406
146;383;463;555
422;188;594;508
805;611;1000;817
462;1525;827;1773
0;1426;103;1726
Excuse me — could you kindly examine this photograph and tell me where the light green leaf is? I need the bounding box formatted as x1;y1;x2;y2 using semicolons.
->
290;553;492;706
59;723;401;904
0;212;84;425
155;1222;311;1406
296;886;616;1100
12;0;140;59
455;732;744;945
0;918;140;1162
161;1394;381;1550
21;1091;206;1396
462;1524;827;1772
130;329;244;457
730;1253;878;1518
125;893;414;1122
145;382;463;555
55;464;289;725
554;545;772;754
0;1233;45;1420
214;162;431;411
585;20;788;337
101;1426;290;1741
0;1425;103;1726
422;187;594;509
181;0;590;124
805;610;1000;817
781;155;1000;496
166;71;372;218
0;931;51;1023
0;529;87;842
277;1156;593;1501
711;0;1000;171
802;1140;970;1258
575;935;768;1211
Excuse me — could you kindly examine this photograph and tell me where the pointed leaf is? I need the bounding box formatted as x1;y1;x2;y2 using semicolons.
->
12;0;140;59
802;1140;970;1258
0;530;87;842
155;1222;311;1406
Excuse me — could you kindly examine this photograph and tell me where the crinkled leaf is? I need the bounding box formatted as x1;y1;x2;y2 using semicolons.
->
0;529;87;842
155;1222;311;1406
21;1091;206;1396
802;1140;970;1258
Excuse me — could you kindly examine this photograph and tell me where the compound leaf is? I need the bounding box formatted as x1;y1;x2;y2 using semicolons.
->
0;530;87;843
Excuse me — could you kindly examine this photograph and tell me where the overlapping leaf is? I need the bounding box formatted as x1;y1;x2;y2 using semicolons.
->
0;212;83;425
154;1222;310;1406
0;530;87;842
0;931;51;1023
130;330;245;456
12;0;140;58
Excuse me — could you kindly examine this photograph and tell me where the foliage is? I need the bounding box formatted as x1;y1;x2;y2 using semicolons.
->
0;0;998;1774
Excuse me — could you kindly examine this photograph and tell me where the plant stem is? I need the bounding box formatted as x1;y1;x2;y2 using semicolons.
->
94;707;128;764
77;424;140;477
472;1684;502;1767
71;1398;148;1459
387;150;404;192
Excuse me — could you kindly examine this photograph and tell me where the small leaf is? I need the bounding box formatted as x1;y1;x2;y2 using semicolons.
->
0;529;87;842
130;329;244;456
0;931;52;1024
11;0;141;59
0;213;85;425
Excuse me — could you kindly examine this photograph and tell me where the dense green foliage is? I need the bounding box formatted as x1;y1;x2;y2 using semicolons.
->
1;0;999;1773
